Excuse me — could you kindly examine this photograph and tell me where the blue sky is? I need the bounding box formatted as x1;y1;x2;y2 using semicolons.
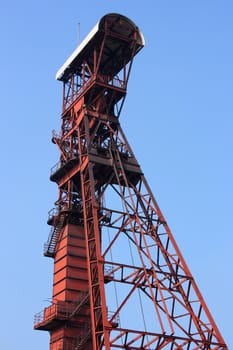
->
1;1;232;348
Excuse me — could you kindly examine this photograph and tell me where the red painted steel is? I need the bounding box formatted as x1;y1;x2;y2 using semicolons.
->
34;13;228;350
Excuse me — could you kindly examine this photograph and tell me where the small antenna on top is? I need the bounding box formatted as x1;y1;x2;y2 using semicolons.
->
77;22;80;44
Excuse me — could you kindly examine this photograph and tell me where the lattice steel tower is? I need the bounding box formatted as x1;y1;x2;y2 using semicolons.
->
34;13;227;350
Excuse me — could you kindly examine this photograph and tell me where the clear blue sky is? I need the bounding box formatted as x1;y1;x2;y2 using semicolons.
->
1;1;232;348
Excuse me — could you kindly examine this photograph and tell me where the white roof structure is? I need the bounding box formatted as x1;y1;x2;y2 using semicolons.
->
56;13;145;81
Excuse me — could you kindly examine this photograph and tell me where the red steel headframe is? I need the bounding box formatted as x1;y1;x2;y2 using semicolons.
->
34;13;228;350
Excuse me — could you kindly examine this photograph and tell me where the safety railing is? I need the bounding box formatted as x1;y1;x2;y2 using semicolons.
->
47;207;59;222
97;74;125;89
108;310;120;325
50;161;62;177
34;301;75;326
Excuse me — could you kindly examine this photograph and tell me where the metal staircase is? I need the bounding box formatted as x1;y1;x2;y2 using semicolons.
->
75;324;92;350
44;213;66;257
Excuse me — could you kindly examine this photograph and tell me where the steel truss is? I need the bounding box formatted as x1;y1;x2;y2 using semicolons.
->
75;112;226;349
34;13;227;350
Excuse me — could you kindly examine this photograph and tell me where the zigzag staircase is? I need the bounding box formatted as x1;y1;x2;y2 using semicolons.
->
75;324;92;350
44;213;66;257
